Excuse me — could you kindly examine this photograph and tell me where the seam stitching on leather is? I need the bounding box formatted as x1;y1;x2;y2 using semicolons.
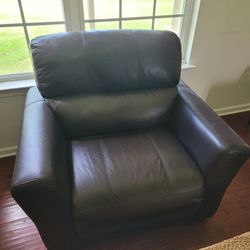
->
146;133;173;193
80;31;90;91
98;139;118;203
25;100;44;108
131;32;143;88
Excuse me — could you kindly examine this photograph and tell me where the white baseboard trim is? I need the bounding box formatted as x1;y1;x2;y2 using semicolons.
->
214;103;250;116
0;146;17;159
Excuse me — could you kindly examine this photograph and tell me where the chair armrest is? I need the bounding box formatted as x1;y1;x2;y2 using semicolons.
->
11;87;79;250
170;81;250;218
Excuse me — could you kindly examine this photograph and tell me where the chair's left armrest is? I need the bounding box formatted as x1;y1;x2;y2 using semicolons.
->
170;81;250;218
11;87;79;250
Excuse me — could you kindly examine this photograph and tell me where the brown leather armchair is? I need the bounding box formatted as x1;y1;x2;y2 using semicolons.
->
11;30;250;250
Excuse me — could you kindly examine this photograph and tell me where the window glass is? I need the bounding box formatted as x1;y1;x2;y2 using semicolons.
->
122;0;154;18
0;27;32;75
156;0;185;16
122;20;152;30
22;0;64;22
0;0;22;24
85;21;119;30
28;25;66;40
83;0;119;19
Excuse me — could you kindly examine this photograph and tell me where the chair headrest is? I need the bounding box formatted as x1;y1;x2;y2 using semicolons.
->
31;30;182;98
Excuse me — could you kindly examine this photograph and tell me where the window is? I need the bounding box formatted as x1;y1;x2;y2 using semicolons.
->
82;0;184;33
0;0;66;78
0;0;198;80
81;0;192;60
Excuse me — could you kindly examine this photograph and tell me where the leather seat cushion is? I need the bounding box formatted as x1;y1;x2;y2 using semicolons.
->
71;128;204;228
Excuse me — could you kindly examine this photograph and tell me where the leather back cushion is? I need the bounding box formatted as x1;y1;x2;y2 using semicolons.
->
31;30;181;98
46;87;177;138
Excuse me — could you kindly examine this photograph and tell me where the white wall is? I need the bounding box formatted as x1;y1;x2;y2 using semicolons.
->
182;0;250;114
0;0;250;157
0;90;26;157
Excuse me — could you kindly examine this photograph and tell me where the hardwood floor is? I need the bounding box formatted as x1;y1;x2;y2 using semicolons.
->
0;111;250;250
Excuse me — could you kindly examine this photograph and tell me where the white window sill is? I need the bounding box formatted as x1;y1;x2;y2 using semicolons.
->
0;64;196;92
181;64;196;71
0;79;36;92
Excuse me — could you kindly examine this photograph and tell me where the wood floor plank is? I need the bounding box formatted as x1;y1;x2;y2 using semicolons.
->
0;111;249;250
0;204;28;225
0;218;44;250
0;192;16;209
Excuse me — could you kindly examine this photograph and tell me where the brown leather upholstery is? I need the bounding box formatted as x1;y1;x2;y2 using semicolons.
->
32;30;181;98
11;30;250;250
46;87;177;138
72;128;204;239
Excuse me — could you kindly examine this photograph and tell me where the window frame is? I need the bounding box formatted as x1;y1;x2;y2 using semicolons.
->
0;0;198;82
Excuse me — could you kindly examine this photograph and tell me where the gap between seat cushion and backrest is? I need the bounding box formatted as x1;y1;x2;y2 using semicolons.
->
31;30;182;138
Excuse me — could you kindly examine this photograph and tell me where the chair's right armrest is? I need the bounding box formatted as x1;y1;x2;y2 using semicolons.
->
170;81;250;218
11;87;79;250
